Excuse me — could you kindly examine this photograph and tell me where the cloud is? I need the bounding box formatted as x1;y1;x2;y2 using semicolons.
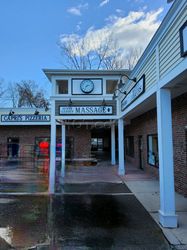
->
67;3;88;16
99;0;110;7
76;21;82;32
116;9;123;14
67;7;81;16
60;8;163;57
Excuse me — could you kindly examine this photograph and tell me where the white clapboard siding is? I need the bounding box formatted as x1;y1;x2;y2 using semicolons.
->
123;51;157;95
159;7;187;78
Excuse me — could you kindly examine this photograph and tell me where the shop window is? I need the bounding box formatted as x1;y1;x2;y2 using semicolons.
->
35;137;74;159
35;137;50;159
56;137;74;159
125;136;134;157
147;134;159;167
57;80;68;94
106;80;118;94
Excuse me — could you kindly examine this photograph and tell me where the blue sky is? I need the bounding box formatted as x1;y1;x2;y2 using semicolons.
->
0;0;172;95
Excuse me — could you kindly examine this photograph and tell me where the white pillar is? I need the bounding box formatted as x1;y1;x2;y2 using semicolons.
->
49;101;56;194
61;123;66;178
118;118;125;175
111;123;116;165
157;88;177;228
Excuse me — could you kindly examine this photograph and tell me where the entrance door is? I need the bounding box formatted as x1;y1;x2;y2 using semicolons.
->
138;136;144;169
7;137;20;158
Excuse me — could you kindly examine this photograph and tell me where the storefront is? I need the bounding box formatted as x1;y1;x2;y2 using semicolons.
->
0;0;186;229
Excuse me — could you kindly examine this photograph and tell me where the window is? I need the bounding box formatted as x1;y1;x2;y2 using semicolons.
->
56;137;74;158
147;134;159;167
35;137;74;159
91;138;104;151
35;137;50;158
125;136;134;157
57;80;68;94
106;80;118;94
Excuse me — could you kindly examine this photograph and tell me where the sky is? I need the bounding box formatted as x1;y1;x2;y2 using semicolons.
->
0;0;172;96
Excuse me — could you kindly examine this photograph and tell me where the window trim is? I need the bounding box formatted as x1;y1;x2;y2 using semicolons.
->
147;134;159;168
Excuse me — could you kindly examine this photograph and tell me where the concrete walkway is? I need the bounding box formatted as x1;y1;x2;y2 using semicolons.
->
123;179;187;250
64;163;187;249
118;165;187;250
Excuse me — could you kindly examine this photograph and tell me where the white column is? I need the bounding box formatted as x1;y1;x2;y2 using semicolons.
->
49;101;56;194
118;118;125;175
157;88;177;228
61;123;66;178
111;123;116;165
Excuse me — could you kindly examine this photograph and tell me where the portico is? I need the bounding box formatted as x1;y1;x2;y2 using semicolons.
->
48;117;125;194
44;70;129;194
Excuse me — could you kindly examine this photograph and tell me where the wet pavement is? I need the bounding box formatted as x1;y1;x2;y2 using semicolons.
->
0;182;171;250
62;182;131;194
0;160;48;193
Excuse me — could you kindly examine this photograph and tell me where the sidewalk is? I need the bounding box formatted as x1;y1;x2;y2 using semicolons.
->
119;165;187;250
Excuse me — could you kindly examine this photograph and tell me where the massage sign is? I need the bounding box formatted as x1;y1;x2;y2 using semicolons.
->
59;106;113;115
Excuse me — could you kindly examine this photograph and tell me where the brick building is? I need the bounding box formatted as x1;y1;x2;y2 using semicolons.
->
0;0;186;228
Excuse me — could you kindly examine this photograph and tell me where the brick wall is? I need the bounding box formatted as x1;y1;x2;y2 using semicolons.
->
125;109;158;176
0;125;91;159
172;93;187;196
125;92;187;196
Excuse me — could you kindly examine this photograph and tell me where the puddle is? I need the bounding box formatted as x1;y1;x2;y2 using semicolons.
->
0;194;171;249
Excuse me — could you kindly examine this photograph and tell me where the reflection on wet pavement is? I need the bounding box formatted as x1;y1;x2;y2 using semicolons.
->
0;160;48;193
0;190;171;249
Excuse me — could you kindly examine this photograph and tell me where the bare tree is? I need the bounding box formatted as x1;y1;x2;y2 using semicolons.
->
7;80;49;109
125;47;143;70
0;79;5;98
58;34;142;70
6;82;19;108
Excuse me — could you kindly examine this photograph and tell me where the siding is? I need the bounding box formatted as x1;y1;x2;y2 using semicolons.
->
124;51;157;94
159;7;187;78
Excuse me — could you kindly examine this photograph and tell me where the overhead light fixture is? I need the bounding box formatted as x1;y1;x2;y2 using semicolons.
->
113;89;126;100
113;73;136;100
45;106;49;112
34;110;39;115
118;74;136;89
102;99;106;106
68;98;72;106
9;110;15;116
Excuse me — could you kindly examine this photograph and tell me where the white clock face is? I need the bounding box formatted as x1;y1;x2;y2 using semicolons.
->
80;79;94;93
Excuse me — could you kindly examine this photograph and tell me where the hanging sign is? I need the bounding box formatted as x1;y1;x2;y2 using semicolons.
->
1;114;51;122
121;75;145;111
180;20;187;57
59;106;113;115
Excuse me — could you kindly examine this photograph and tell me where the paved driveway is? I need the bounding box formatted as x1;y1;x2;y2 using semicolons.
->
0;182;171;250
